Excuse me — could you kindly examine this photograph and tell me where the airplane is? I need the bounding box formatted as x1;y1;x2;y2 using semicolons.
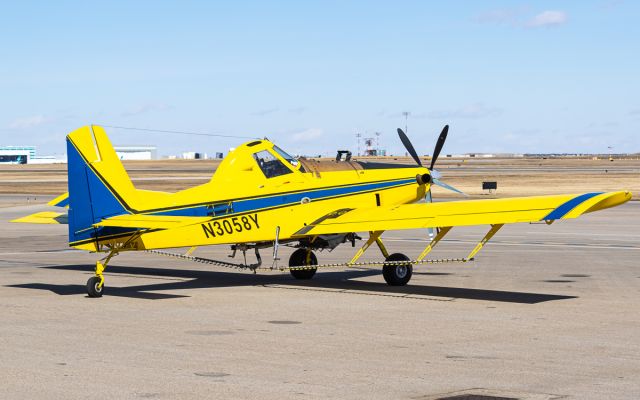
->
12;125;631;298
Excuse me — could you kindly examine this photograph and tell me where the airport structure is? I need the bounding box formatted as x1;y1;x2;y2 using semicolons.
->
181;151;208;159
0;146;35;164
114;146;157;160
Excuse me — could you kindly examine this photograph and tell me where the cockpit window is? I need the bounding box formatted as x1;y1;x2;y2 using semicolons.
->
253;150;293;178
273;145;299;167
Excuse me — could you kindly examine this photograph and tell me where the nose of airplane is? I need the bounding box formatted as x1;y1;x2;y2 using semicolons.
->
416;172;432;185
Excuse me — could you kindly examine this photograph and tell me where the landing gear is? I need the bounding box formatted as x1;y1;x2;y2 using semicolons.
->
382;253;412;286
86;251;117;298
86;276;104;298
289;248;317;280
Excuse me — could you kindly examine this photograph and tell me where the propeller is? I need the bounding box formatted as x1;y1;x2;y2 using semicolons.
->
397;128;423;167
429;125;448;170
398;124;464;237
397;125;463;194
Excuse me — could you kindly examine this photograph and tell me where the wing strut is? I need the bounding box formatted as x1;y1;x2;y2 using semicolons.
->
465;224;503;261
416;226;452;261
348;230;386;265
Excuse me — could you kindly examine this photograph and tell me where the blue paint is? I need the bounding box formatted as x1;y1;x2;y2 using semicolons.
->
150;178;415;218
67;139;129;244
52;196;69;207
541;192;603;221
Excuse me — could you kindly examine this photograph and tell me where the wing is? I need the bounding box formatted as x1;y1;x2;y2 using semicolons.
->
294;191;631;236
11;209;208;230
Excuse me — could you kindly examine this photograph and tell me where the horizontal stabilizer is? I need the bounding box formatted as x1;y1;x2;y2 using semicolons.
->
12;211;68;225
47;192;69;207
93;214;211;230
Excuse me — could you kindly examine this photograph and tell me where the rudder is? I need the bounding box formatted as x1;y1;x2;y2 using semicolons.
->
66;126;135;248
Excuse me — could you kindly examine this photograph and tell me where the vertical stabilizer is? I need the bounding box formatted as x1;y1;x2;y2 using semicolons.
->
66;126;135;248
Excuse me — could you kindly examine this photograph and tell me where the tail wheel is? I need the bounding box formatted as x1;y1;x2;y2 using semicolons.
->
382;253;412;286
289;249;318;280
86;276;104;298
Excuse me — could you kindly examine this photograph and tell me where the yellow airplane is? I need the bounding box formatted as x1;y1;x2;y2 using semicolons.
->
13;125;631;298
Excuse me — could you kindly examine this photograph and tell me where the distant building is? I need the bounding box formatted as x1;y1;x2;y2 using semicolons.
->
0;148;31;164
114;146;157;160
182;151;208;159
29;156;67;164
0;145;36;158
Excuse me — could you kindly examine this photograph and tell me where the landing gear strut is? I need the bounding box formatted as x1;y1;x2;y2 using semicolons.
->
289;248;318;280
87;250;117;298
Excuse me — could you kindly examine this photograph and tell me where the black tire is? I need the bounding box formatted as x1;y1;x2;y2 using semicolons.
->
382;253;412;286
86;276;104;298
289;249;318;280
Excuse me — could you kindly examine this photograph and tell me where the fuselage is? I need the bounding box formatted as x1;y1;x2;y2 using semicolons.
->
71;137;429;251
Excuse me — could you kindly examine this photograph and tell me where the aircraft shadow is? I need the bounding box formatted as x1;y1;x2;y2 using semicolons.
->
7;263;577;304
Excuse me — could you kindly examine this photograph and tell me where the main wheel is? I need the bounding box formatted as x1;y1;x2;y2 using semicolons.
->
86;276;104;298
382;253;412;286
289;249;318;280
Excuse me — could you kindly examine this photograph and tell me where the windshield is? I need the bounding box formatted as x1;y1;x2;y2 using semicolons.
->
253;150;293;178
273;145;299;167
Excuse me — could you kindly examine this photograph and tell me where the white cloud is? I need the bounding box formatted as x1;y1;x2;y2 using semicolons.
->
8;115;50;129
526;11;567;28
427;103;502;119
122;103;171;117
291;128;323;142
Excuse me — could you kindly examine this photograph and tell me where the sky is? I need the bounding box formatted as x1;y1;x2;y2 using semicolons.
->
0;0;638;157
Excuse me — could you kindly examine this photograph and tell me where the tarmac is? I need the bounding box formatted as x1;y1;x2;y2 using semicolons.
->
1;199;638;399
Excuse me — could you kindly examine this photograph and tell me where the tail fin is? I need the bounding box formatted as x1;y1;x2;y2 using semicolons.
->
66;125;136;248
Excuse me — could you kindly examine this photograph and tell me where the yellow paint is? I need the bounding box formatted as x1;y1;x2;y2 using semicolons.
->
416;226;451;261
297;191;631;236
11;211;67;224
349;231;384;264
47;192;69;207
465;224;503;260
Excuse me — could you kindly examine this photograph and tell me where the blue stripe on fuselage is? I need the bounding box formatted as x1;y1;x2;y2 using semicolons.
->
150;178;416;217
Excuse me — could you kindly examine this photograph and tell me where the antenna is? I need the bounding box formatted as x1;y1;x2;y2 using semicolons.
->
375;131;381;148
402;111;410;133
356;132;362;156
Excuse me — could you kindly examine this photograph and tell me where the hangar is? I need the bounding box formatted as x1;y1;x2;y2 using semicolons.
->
114;146;157;160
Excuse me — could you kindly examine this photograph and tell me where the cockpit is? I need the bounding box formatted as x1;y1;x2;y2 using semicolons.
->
252;145;300;178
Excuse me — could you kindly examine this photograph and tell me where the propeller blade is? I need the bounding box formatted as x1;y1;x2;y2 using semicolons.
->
397;128;422;167
433;177;467;196
429;125;449;170
430;169;442;179
425;189;433;203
